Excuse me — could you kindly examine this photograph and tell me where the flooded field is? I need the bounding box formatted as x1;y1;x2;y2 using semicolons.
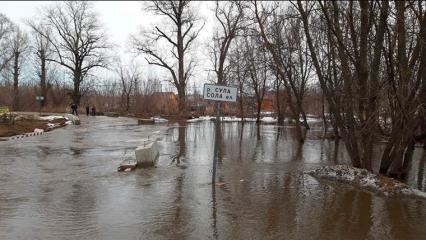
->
0;116;425;239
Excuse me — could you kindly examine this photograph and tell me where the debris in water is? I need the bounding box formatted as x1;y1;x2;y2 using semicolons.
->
118;159;137;172
306;165;426;199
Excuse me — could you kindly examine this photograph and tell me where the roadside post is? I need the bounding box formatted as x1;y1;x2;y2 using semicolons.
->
36;96;44;114
203;84;237;184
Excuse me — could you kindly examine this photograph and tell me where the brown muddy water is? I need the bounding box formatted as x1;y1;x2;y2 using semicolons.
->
0;116;425;240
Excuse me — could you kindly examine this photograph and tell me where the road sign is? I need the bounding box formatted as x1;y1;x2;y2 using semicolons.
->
203;84;237;102
203;83;237;185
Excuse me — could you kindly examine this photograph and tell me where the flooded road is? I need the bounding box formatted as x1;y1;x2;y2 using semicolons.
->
0;116;425;239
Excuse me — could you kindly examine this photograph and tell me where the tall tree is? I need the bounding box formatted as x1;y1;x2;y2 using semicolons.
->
11;26;28;111
133;0;204;116
0;13;14;73
211;0;245;85
228;37;249;121
30;1;109;105
28;22;52;107
244;34;269;123
115;58;140;112
253;2;311;141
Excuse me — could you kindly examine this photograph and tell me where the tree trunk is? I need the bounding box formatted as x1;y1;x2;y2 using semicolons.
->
299;105;309;130
256;99;261;124
72;70;81;105
239;88;244;123
288;94;304;142
177;87;186;117
126;94;131;112
40;51;47;107
321;93;328;138
275;79;284;125
12;51;19;111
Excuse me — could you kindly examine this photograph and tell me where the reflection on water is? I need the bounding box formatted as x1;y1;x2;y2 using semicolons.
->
0;117;425;239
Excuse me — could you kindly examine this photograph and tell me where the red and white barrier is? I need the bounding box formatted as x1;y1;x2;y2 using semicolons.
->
9;129;45;140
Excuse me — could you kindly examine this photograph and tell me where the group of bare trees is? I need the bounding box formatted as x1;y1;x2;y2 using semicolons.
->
296;0;426;178
0;14;28;111
240;0;426;178
0;1;425;178
29;1;109;106
134;0;425;178
0;2;108;111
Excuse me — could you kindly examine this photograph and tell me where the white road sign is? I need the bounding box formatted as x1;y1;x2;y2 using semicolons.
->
203;84;237;102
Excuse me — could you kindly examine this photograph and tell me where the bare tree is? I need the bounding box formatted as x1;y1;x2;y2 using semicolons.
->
294;0;426;177
115;58;140;112
29;1;109;105
11;26;28;111
253;1;310;141
0;13;14;73
228;37;249;121
28;22;52;107
211;1;245;85
244;34;269;123
133;0;204;116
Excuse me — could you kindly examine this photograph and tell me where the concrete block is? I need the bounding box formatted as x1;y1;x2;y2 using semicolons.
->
65;114;80;125
138;118;155;125
104;112;119;117
135;140;159;167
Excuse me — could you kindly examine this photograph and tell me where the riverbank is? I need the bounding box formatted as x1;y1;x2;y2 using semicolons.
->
306;165;426;199
0;114;69;138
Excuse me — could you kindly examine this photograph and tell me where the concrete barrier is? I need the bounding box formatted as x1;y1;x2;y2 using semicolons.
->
65;114;80;125
135;139;159;167
138;118;155;125
104;112;119;117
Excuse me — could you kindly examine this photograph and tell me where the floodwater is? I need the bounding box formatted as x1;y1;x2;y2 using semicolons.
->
0;116;425;240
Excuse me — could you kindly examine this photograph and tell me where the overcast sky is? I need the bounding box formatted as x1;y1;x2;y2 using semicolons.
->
0;1;216;93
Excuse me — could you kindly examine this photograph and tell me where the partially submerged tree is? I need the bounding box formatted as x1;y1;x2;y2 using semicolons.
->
30;1;109;105
133;0;204;116
253;1;311;141
295;0;389;171
244;34;269;123
228;37;249;121
294;0;426;178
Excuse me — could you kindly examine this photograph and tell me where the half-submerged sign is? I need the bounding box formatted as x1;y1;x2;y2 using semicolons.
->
203;84;237;102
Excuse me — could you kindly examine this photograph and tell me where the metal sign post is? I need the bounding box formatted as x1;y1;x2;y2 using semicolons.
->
212;101;221;184
203;84;237;184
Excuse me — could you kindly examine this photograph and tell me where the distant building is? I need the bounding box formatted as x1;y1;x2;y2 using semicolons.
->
260;91;275;112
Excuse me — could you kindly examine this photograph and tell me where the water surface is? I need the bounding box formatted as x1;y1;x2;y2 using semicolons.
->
0;117;425;239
